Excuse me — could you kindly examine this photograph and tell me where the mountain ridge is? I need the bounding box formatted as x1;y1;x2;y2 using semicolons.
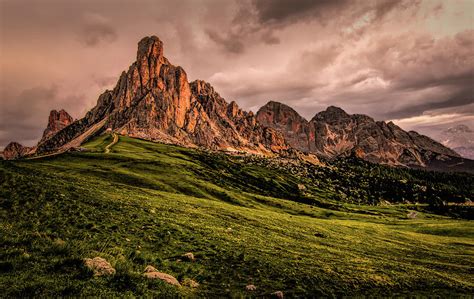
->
255;101;461;168
2;36;470;172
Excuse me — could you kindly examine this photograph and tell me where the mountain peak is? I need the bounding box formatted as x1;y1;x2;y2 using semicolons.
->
40;109;73;143
256;101;309;152
137;36;164;62
264;100;290;108
190;80;215;96
312;105;349;121
325;105;347;115
257;101;307;122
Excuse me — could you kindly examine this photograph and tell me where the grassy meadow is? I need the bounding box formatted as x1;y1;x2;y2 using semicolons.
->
1;134;473;297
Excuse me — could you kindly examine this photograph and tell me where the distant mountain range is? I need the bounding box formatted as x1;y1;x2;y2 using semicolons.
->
2;36;472;172
433;124;474;160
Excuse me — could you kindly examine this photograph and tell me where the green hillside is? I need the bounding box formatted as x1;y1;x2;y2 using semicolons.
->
1;134;473;297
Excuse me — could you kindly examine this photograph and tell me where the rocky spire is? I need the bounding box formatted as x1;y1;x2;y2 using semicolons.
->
36;36;287;155
136;36;165;89
40;109;73;143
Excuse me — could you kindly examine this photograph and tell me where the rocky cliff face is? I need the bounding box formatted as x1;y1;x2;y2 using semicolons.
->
3;142;33;160
257;102;461;167
40;109;73;143
36;36;287;154
256;101;311;152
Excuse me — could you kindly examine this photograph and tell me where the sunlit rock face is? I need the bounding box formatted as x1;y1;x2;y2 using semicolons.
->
37;36;287;154
257;101;460;167
256;101;311;153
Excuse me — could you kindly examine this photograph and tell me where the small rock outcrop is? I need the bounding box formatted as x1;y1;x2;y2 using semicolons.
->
40;109;73;143
246;284;257;291
3;142;32;160
272;291;284;298
83;257;115;276
143;265;181;286
182;252;195;262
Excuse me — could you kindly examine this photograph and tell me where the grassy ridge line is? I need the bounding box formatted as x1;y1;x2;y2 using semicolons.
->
0;134;473;296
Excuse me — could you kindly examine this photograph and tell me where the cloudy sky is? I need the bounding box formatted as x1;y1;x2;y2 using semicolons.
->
0;0;473;149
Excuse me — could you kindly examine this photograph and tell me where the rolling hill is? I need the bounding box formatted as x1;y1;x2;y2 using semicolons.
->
1;134;473;297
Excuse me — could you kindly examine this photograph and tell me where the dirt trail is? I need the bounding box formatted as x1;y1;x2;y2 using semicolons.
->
105;133;119;153
26;150;65;160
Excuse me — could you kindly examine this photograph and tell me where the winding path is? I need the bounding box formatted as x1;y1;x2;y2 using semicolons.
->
105;133;119;153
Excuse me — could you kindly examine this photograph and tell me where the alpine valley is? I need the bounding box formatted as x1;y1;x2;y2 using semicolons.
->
1;37;473;297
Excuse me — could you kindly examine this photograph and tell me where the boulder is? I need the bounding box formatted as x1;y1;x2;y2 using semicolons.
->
272;291;284;298
182;252;195;262
143;266;180;286
246;284;257;291
83;257;115;276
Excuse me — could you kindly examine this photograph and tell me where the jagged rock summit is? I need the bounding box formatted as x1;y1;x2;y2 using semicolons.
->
40;109;73;144
256;101;462;167
3;142;33;160
37;36;287;154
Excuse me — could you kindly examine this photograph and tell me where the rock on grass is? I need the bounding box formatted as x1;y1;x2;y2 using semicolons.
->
143;265;181;286
182;252;195;261
272;291;284;298
246;284;257;291
83;257;115;277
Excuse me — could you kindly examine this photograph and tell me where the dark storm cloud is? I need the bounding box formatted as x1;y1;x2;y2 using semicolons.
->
206;30;246;54
354;29;474;121
384;88;474;120
208;0;418;55
250;0;417;27
252;0;346;25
